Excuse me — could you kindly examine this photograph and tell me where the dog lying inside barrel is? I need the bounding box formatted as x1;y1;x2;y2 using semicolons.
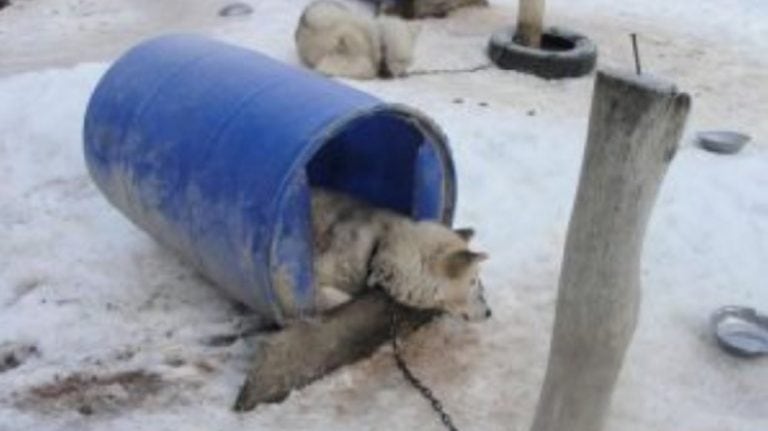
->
311;187;491;321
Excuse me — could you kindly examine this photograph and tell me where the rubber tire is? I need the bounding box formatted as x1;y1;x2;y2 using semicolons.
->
488;26;597;79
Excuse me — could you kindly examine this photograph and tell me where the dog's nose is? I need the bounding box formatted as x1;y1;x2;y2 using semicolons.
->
378;61;394;79
485;308;492;319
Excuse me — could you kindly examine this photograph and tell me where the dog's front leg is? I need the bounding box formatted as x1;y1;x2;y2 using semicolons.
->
233;290;435;411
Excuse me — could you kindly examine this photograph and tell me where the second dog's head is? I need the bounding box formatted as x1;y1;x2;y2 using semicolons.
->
367;223;491;321
377;16;420;78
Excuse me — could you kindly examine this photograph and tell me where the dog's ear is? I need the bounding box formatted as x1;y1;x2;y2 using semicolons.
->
454;228;475;242
444;250;488;278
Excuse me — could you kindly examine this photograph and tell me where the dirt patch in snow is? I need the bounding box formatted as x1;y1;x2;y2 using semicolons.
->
17;370;164;416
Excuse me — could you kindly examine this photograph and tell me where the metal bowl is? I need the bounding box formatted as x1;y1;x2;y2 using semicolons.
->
711;306;768;357
218;2;254;17
696;130;750;154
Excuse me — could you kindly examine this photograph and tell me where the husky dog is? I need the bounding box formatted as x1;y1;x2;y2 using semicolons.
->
311;188;491;321
294;0;420;79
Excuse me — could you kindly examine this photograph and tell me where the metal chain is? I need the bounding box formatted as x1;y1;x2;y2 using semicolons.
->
390;310;460;431
406;64;493;77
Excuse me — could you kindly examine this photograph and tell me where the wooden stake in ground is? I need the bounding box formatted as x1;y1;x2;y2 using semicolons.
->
233;290;435;411
516;0;546;48
530;70;690;431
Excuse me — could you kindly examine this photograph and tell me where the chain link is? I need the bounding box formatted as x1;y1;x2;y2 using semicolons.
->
390;310;460;431
406;64;493;77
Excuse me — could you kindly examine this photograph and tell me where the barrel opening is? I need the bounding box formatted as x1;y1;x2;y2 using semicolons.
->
270;108;454;320
306;109;450;221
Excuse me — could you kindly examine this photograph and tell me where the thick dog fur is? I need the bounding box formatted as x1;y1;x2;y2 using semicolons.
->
295;0;419;79
311;188;491;321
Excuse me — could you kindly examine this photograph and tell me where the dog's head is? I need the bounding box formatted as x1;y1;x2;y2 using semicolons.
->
367;223;491;321
377;16;420;78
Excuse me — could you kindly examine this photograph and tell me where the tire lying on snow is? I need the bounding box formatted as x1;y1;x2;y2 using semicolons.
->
488;26;597;79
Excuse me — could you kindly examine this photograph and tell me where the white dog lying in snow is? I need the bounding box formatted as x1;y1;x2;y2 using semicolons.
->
295;0;420;79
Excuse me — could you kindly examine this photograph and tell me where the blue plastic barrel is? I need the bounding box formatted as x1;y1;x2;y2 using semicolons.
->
84;35;456;323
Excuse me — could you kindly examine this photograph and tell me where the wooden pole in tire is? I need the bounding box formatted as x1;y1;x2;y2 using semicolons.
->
516;0;546;48
529;70;690;431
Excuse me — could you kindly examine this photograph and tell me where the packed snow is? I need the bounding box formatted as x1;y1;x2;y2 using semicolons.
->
1;0;767;430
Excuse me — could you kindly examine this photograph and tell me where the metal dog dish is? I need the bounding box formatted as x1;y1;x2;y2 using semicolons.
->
218;2;254;17
696;130;750;154
711;306;768;357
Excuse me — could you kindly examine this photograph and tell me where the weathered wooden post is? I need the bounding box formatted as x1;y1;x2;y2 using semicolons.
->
529;70;690;431
516;0;546;48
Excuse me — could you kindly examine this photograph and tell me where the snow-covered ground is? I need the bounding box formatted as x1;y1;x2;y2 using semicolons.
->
1;1;767;430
